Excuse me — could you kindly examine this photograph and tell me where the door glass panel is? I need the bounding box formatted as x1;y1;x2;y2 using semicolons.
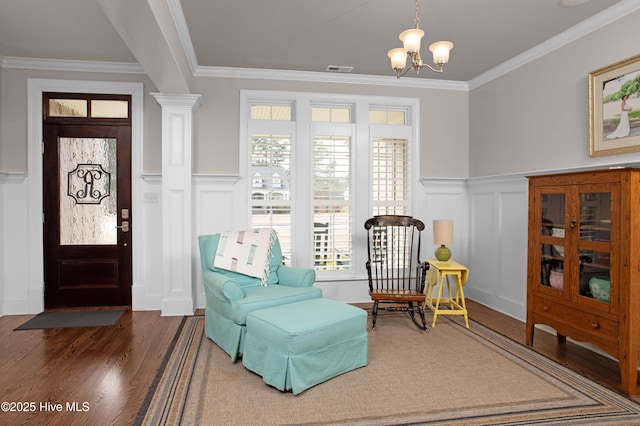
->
90;100;129;118
539;193;565;288
579;249;610;303
579;192;610;242
59;137;117;245
49;99;88;117
578;191;611;302
540;193;565;234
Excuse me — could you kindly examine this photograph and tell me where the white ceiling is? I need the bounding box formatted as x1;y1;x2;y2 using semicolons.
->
0;0;632;83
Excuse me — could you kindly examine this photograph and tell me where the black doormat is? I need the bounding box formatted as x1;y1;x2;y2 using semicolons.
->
14;310;125;330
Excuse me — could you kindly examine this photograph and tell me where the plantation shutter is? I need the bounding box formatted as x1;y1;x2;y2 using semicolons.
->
313;135;352;271
372;137;409;216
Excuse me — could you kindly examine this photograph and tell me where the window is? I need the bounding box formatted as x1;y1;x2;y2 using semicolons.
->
242;92;418;278
313;134;352;270
46;93;131;119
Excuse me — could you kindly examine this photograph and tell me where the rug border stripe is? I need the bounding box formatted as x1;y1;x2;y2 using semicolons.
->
133;315;188;426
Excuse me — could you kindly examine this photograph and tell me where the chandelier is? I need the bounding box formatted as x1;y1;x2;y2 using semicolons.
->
387;0;454;78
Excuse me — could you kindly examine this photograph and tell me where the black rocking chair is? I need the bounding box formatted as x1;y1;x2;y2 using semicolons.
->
365;215;429;330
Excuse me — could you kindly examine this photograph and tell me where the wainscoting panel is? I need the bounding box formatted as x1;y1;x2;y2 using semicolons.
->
193;175;243;308
0;174;32;315
498;191;529;308
419;179;469;266
0;171;529;319
135;175;163;310
467;176;529;321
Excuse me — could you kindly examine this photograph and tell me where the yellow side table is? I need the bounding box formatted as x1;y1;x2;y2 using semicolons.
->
423;258;469;328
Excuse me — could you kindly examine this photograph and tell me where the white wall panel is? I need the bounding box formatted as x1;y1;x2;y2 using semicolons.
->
192;175;244;308
498;191;528;310
467;176;529;320
0;174;4;316
133;175;163;310
420;179;469;266
469;192;498;296
0;175;31;314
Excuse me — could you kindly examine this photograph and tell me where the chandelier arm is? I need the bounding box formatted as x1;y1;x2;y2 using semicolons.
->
394;66;412;79
416;63;444;74
396;67;411;78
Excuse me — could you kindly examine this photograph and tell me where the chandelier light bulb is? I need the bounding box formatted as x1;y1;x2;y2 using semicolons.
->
399;28;424;53
387;48;408;70
429;41;454;65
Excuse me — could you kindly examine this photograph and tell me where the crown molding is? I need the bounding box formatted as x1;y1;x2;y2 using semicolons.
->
0;56;145;74
4;0;638;91
166;0;199;75
194;65;469;91
468;0;640;90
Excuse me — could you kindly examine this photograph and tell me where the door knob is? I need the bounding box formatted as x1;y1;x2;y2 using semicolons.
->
115;221;129;232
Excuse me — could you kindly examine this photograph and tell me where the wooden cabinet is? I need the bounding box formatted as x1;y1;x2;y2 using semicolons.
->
526;169;640;396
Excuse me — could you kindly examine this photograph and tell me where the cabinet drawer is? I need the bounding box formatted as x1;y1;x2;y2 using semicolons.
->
531;295;618;340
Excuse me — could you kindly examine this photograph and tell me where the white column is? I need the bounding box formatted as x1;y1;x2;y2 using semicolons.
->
152;93;202;316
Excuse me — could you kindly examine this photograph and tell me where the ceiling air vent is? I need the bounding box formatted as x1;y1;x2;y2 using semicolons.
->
325;65;354;73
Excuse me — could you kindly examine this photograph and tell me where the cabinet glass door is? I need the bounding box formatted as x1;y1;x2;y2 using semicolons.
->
578;191;611;304
539;193;565;290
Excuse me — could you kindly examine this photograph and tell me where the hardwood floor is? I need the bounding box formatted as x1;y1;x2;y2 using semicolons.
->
0;310;183;425
0;300;637;425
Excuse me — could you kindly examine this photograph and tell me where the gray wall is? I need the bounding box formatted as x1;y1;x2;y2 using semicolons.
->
0;68;161;173
0;69;469;180
190;77;469;178
470;10;640;177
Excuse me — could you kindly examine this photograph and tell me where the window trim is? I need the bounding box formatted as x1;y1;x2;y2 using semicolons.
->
240;90;421;280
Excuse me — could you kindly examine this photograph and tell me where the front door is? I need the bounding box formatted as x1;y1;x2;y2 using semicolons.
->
43;93;132;308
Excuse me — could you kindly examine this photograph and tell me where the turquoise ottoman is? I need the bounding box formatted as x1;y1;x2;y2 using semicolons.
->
242;298;368;395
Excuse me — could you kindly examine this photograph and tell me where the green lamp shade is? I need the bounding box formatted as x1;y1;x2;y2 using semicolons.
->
435;244;451;261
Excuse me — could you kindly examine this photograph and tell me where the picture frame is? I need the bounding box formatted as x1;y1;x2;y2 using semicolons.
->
589;54;640;157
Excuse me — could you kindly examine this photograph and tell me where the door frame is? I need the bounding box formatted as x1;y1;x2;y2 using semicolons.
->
27;79;144;313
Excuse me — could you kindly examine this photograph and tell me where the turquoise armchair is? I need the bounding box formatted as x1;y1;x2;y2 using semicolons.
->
198;233;321;361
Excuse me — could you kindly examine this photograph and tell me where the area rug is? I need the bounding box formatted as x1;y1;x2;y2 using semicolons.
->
14;310;125;330
137;313;640;425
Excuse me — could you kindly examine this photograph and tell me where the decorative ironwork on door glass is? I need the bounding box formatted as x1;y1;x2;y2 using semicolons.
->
67;163;111;204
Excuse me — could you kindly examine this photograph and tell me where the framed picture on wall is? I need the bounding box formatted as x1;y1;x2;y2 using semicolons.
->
589;54;640;157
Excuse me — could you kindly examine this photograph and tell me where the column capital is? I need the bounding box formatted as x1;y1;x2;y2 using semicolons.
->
151;92;202;111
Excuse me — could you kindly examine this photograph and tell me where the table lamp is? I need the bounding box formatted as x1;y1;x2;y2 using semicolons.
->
433;220;453;261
